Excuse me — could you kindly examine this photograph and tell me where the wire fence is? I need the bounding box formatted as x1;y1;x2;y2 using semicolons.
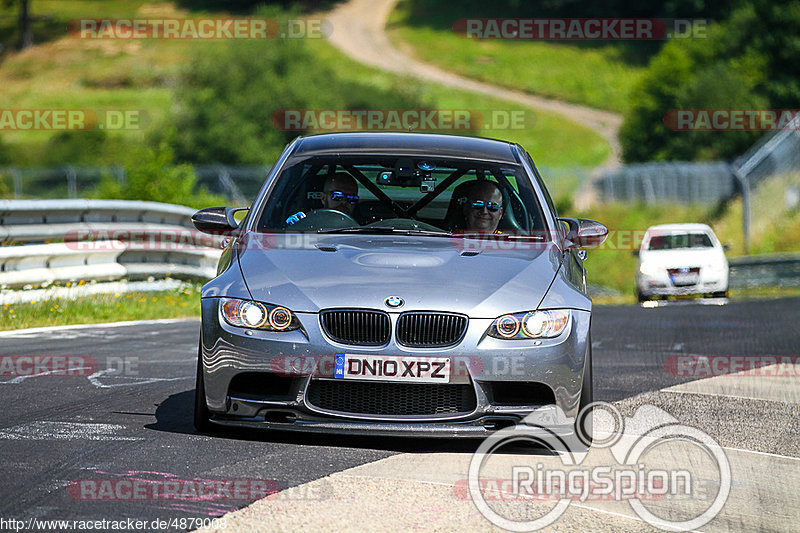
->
595;117;800;206
0;165;270;205
594;161;735;205
2;120;799;213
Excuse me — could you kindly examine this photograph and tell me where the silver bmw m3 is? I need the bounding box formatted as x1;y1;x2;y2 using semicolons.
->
192;132;607;440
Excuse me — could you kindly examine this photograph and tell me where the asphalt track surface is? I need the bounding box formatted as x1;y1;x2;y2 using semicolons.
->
0;297;798;531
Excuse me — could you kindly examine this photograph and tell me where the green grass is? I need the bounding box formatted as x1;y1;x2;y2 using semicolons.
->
0;2;193;164
712;172;800;257
0;1;611;169
387;0;645;114
0;283;201;331
308;39;610;167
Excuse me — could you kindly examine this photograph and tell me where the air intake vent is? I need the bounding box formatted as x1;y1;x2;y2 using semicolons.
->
320;309;390;346
396;312;467;347
307;380;476;416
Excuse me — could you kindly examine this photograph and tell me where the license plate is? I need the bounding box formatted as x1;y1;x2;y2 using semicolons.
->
670;273;699;285
333;354;450;383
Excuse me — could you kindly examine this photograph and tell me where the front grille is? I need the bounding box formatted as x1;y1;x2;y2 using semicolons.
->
320;309;390;346
306;380;477;416
396;312;467;347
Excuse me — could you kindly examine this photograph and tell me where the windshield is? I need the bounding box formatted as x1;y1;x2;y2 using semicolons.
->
254;155;548;237
648;232;714;250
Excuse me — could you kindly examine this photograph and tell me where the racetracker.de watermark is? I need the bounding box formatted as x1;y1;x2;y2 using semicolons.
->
232;229;647;253
664;109;800;131
0;356;97;377
453;18;707;40
270;109;534;131
0;109;146;131
69;477;278;501
68;18;330;39
665;355;800;377
0;356;139;380
63;227;651;254
63;228;221;251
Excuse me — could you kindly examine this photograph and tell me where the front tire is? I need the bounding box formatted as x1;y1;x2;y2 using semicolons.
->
194;342;213;433
574;339;593;449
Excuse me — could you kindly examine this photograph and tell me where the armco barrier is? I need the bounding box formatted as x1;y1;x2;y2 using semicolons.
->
0;200;222;288
729;253;800;289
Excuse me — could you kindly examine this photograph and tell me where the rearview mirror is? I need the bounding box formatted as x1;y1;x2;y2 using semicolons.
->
192;206;249;235
558;218;608;249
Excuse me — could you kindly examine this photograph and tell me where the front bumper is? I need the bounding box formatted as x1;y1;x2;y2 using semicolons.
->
199;298;591;437
637;268;728;297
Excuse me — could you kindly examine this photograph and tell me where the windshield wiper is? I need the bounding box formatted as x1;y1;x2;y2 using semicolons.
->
317;226;452;237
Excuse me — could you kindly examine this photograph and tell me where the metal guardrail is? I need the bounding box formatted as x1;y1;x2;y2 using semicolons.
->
0;200;221;289
728;253;800;289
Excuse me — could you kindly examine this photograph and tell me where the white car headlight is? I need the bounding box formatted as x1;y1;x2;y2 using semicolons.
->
489;310;570;340
639;262;661;277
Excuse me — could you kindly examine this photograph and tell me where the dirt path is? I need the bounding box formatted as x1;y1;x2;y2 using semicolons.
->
325;0;623;166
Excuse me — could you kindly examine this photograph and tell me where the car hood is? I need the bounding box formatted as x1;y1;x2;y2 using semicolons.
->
236;232;562;317
639;248;727;268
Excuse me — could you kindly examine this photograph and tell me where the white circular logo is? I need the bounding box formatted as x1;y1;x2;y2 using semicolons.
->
385;296;404;308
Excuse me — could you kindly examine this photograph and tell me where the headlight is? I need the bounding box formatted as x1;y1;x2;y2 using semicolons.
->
220;298;301;331
639;262;661;277
488;310;570;340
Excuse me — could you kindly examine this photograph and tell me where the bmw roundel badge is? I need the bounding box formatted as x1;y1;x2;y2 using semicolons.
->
385;296;404;308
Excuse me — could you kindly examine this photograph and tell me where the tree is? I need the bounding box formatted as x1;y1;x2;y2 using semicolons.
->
3;0;33;50
620;0;800;162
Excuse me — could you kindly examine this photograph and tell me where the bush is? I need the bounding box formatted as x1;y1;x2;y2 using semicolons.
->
621;0;800;162
94;143;225;209
163;6;429;165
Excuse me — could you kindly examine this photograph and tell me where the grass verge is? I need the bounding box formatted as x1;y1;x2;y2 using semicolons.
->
387;0;645;114
1;1;610;169
308;39;610;167
0;284;201;331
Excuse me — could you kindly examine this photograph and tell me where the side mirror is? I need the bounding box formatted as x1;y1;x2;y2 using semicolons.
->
723;243;731;252
192;206;249;235
558;218;608;249
632;250;640;257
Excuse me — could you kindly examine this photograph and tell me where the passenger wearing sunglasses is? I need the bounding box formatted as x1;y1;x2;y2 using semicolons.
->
321;172;359;217
462;181;504;233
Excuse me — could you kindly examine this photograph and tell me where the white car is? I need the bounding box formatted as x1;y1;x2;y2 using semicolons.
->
635;223;729;302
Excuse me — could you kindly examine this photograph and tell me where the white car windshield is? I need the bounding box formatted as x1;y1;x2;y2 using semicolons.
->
648;232;714;250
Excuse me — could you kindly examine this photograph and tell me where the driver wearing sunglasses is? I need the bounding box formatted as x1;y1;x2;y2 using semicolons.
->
321;172;359;217
462;180;504;233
